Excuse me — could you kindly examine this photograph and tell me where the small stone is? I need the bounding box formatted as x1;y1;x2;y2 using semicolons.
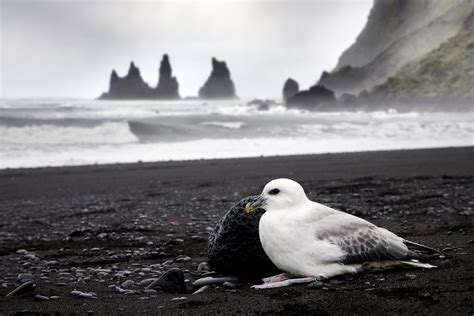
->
170;296;187;301
146;268;186;293
70;290;97;299
176;256;192;262
50;296;60;300
192;276;239;288
34;294;49;301
46;261;59;266
140;278;157;286
17;273;34;283
307;281;324;289
197;262;209;273
121;280;135;289
223;282;238;289
143;289;158;294
192;285;210;294
79;292;96;299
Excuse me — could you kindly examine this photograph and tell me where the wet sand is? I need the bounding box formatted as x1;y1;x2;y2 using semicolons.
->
0;147;473;314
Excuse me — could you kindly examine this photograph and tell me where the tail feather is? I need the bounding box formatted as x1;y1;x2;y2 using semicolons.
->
358;260;437;272
400;260;437;269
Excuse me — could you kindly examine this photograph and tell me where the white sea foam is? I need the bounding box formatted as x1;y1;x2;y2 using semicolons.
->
0;99;473;169
0;122;138;145
201;121;246;129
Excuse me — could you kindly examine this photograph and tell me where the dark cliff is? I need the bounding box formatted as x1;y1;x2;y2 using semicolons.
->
318;0;473;96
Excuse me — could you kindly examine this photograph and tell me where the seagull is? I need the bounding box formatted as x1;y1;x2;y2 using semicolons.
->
244;178;440;289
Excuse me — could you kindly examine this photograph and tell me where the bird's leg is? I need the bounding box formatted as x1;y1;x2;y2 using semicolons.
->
261;273;294;283
252;277;316;290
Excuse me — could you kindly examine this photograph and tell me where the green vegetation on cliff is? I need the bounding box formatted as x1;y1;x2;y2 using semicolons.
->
371;27;474;98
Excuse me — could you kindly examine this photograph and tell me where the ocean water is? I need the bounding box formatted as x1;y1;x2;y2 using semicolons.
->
0;99;473;169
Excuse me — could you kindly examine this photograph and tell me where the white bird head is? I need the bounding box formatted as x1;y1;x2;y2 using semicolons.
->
245;178;309;213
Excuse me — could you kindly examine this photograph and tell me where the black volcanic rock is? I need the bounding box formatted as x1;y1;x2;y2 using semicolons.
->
198;58;237;99
99;56;181;100
154;54;180;99
100;62;153;100
208;195;278;276
287;85;336;110
283;78;299;102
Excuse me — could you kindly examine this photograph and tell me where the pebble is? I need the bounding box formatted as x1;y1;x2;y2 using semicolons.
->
17;273;34;283
121;280;135;289
70;290;97;299
322;286;335;292
6;281;36;297
197;262;209;273
192;276;239;288
146;268;186;293
223;282;238;289
192;285;210;294
418;291;432;299
143;289;158;294
307;281;324;289
171;296;187;301
140;278;158;286
34;294;50;301
176;256;192;262
50;296;60;300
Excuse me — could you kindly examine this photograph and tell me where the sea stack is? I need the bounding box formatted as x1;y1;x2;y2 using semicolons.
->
282;78;299;102
99;56;181;100
154;54;180;99
99;61;153;100
286;85;336;110
198;57;237;99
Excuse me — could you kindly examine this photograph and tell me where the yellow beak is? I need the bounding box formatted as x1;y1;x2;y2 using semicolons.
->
244;195;266;213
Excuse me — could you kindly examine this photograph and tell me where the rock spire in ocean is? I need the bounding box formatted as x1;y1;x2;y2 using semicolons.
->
286;84;336;110
155;54;180;99
198;57;237;99
283;78;299;102
99;55;181;100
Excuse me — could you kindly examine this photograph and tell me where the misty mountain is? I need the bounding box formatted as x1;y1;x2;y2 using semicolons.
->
318;0;474;97
370;17;474;99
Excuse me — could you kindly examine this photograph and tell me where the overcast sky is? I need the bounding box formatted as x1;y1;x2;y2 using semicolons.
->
0;0;372;99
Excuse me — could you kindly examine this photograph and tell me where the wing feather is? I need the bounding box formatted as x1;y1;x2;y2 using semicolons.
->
315;213;409;264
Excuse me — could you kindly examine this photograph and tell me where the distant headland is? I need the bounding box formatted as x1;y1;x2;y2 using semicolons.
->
99;55;237;100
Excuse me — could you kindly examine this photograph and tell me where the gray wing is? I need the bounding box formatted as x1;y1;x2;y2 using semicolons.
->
317;215;409;264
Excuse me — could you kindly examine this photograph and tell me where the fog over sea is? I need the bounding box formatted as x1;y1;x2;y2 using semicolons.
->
0;99;472;169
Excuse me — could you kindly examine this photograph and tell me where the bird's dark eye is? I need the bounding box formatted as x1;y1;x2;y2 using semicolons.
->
269;188;280;195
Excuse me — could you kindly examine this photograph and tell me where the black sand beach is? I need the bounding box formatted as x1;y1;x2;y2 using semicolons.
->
0;147;473;314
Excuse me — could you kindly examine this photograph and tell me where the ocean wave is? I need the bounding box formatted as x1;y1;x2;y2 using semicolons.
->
0;121;138;146
201;121;246;129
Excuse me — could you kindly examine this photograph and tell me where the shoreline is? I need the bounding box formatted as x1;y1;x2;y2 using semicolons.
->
2;145;473;173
